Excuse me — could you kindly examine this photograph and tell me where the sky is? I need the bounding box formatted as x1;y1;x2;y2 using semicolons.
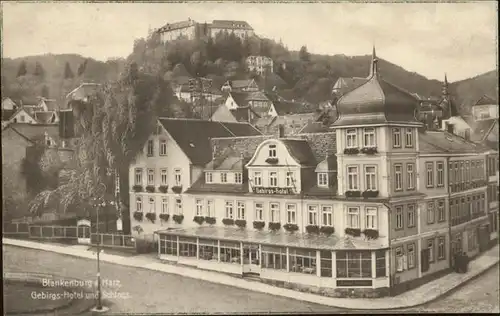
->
1;1;497;82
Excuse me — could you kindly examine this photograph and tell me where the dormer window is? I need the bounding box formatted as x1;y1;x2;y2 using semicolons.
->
205;172;213;183
363;128;375;147
268;144;277;158
346;129;357;148
318;173;328;187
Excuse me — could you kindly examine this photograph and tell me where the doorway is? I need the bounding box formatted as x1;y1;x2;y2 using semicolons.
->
242;244;260;275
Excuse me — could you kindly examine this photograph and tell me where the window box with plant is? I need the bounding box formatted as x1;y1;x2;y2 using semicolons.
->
345;190;361;198
361;147;378;155
235;219;247;228
253;221;265;230
172;214;184;224
159;213;170;222
158;185;168;193
305;225;320;234
146;185;155;193
145;212;156;223
222;218;235;226
344;148;360;155
133;211;143;221
193;216;205;225
265;157;279;164
283;223;299;233
204;217;216;225
133;185;143;192
171;186;183;194
362;190;379;198
363;229;379;240
269;222;281;231
320;226;335;236
345;227;361;237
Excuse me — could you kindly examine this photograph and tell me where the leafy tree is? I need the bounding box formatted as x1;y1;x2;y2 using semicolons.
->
77;59;88;77
64;62;74;79
299;46;310;62
33;62;46;78
17;60;28;77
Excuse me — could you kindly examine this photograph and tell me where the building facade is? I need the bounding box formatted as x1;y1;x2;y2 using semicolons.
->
246;56;274;75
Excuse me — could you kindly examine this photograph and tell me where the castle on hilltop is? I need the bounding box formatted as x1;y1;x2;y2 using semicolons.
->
155;18;255;42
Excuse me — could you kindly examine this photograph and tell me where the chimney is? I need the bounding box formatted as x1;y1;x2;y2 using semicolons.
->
278;124;285;138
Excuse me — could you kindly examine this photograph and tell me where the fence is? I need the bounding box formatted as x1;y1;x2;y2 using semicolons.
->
90;233;136;249
28;225;79;240
3;222;30;236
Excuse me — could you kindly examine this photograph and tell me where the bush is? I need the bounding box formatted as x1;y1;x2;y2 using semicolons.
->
345;190;361;198
145;212;156;223
363;229;379;240
193;216;205;225
269;222;281;231
132;185;143;192
159;213;169;222
133;211;143;221
306;225;320;234
146;185;155;193
222;218;235;226
343;148;359;155
205;217;216;225
253;221;265;230
320;226;335;235
283;223;299;232
136;239;158;254
362;190;379;198
172;214;184;224
345;227;361;237
171;186;183;194
158;185;169;193
360;147;378;155
235;219;246;228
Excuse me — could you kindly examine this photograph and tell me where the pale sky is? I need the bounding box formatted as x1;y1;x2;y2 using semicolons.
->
1;1;497;81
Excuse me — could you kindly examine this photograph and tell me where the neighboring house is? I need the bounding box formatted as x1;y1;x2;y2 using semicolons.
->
2;97;17;110
254;112;319;136
175;84;222;103
267;99;316;117
209;20;254;39
255;72;288;92
66;83;101;104
221;79;259;93
8;104;59;125
157;19;198;42
471;95;498;121
440;116;473;139
211;105;260;124
9;107;39;124
246;56;274;75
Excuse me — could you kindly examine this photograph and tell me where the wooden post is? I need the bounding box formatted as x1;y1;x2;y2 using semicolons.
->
286;247;290;272
176;235;180;258
240;242;244;266
331;251;336;278
316;250;321;277
196;238;200;260
217;240;221;262
371;251;376;279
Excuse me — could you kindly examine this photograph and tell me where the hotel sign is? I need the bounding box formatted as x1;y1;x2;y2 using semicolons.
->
253;187;295;195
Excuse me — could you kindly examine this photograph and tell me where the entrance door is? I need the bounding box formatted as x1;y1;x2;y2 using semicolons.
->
242;244;261;275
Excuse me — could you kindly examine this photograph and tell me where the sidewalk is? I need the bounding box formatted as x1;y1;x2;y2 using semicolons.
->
3;238;499;310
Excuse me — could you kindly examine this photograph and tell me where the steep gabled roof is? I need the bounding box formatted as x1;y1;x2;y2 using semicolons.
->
7;123;60;144
1;109;16;121
273;100;316;115
66;83;101;101
279;139;317;166
228;91;251;108
418;130;490;154
211;20;253;30
332;77;368;95
473;95;497;106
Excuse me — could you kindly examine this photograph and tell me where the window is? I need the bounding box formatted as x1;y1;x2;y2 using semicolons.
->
206;200;213;217
428;239;435;262
174;169;181;186
286;172;294;188
262;246;287;270
365;207;377;229
175;198;182;214
269;171;278;187
237;201;245;219
221;172;228;183
268;144;277;157
308;205;318;225
395;206;403;229
395;247;404;272
347;166;359;190
322;206;333;226
205;172;213;183
365;166;377;191
347;207;360;228
336;251;372;278
199;239;217;261
407;205;415;227
161;198;168;214
134;168;143;185
235;172;242;184
20;115;25;122
195;199;203;216
363;128;375;147
160;235;177;256
136;196;143;212
147;140;154;156
320;250;333;277
255;203;264;221
375;250;386;277
407;244;415;269
289;248;317;275
346;129;357;148
159;139;167;156
437;162;444;187
438;200;445;222
394;164;403;191
427;201;435;224
220;241;241;264
147;169;155;185
270;203;279;222
148;197;155;213
426;162;434;188
405;128;413;147
392;128;401;148
438;236;445;260
407;163;415;190
225;201;234;219
318;173;328;187
161;169;168;185
287;204;296;224
465;161;470;186
253;171;262;186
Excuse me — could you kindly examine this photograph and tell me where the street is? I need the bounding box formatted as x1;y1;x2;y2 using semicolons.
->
3;246;499;314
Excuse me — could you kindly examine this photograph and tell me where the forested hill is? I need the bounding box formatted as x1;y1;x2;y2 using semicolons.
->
450;70;499;113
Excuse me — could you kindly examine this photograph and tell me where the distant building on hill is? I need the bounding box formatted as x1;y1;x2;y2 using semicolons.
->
156;19;254;42
246;56;274;76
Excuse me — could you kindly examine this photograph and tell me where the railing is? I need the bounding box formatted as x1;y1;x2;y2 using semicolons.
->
90;233;136;249
3;222;30;236
28;225;79;239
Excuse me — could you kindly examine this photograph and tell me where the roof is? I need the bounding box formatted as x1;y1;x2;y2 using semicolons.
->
226;79;256;90
255;73;287;91
333;77;368;96
179;83;221;95
7;123;60;143
211;20;253;30
315;154;337;172
1;109;16;121
158;118;262;166
228;91;251;108
279;138;317;166
158;20;195;32
418;130;490;154
297;122;332;134
2;125;35;144
473;95;497;106
272;100;317;115
230;108;260;122
469;118;498;142
205;155;247;171
33;111;57;124
66;83;101;100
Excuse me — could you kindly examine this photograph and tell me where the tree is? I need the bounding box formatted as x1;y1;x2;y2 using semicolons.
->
299;45;310;62
41;85;50;99
64;62;74;79
33;62;45;78
77;59;88;77
17;61;28;77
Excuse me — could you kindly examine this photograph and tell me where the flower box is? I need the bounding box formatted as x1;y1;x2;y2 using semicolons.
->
363;229;379;240
172;214;184;224
146;185;155;193
362;190;379;198
343;148;359;155
345;190;361;198
222;218;235;226
265;157;279;164
158;185;169;193
171;186;183;194
361;147;378;155
132;185;143;192
345;227;361;237
283;223;299;232
193;216;205;225
133;211;143;222
306;225;320;234
269;222;281;231
145;212;156;223
159;214;170;222
320;226;335;235
253;221;265;230
235;219;247;228
204;217;216;225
